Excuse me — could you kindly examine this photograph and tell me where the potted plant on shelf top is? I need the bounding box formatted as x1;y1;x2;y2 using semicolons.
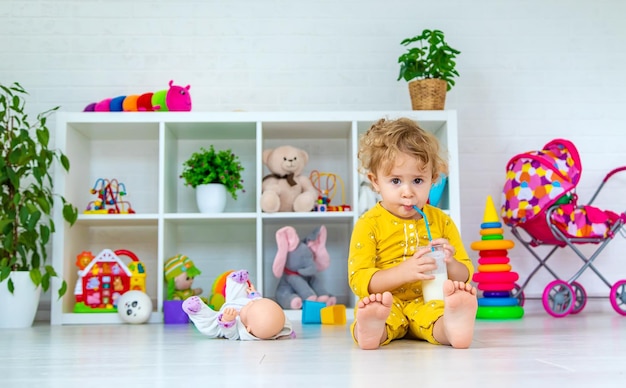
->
180;145;245;213
397;28;460;110
0;82;79;328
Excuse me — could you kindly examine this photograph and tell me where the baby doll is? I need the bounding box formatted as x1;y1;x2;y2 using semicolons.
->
182;269;294;340
164;254;203;300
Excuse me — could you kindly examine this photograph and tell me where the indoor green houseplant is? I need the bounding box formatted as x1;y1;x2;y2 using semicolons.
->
180;145;245;212
0;82;78;305
397;29;460;110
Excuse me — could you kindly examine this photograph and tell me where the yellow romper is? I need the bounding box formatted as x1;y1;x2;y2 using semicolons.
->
348;203;474;345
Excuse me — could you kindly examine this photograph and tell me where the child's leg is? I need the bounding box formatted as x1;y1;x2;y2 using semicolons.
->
433;280;477;349
353;292;393;350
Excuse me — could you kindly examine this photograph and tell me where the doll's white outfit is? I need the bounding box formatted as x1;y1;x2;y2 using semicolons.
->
183;270;294;341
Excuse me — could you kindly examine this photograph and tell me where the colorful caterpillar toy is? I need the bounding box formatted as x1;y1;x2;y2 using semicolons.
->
84;80;191;112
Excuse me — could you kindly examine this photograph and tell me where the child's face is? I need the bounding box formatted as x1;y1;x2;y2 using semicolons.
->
369;152;433;220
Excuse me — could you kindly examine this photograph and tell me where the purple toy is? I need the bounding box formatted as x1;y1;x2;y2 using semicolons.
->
84;80;192;112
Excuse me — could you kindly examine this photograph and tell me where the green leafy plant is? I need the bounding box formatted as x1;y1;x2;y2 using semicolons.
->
180;145;245;200
0;82;78;297
397;29;461;91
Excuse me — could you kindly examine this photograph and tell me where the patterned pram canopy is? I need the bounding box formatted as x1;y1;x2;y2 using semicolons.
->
501;138;621;241
501;139;581;227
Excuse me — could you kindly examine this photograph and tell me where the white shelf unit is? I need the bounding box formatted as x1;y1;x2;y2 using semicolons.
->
51;111;459;324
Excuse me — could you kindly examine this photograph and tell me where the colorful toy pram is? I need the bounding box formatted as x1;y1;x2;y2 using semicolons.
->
501;138;626;317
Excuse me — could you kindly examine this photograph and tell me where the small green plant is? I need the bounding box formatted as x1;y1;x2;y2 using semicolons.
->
0;82;78;297
180;145;245;200
397;29;461;91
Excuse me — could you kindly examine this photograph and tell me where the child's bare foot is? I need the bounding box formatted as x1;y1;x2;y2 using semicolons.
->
438;280;477;349
354;292;393;350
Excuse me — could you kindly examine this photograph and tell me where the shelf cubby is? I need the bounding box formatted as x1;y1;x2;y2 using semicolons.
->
52;111;459;324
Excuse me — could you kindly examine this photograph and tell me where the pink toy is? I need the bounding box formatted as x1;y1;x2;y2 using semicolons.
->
502;139;626;317
272;225;336;310
84;80;191;112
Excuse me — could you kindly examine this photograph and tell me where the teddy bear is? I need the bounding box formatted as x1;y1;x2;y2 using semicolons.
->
261;145;318;213
272;225;337;309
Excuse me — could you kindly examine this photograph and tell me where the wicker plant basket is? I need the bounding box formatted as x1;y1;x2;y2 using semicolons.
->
408;78;447;110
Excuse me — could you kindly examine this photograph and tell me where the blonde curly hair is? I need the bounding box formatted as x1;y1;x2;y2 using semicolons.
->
358;117;448;181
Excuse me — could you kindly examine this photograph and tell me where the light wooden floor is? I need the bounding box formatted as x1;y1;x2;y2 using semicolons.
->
1;300;625;388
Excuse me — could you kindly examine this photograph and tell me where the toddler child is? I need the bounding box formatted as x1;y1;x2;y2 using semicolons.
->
349;117;477;350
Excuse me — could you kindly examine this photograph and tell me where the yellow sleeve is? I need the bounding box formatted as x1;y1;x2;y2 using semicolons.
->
348;216;380;298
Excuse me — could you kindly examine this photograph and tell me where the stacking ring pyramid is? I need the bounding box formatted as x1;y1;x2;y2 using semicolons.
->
471;195;524;319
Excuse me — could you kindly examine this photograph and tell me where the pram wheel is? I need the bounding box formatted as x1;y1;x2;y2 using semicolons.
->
570;282;587;314
511;283;525;306
542;280;574;317
609;280;626;316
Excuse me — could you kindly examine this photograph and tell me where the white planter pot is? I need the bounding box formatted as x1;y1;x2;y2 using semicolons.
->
196;183;227;213
0;271;42;328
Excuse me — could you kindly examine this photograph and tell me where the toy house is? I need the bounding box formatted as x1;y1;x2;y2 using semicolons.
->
74;249;147;313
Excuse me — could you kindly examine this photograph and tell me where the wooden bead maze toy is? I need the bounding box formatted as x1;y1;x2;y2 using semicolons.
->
309;170;351;212
84;178;135;214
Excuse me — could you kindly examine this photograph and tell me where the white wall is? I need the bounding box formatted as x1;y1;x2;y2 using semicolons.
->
2;0;625;306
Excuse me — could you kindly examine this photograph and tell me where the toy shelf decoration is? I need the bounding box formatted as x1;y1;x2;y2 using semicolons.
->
163;254;204;324
208;270;236;311
84;178;135;214
309;170;351;212
74;249;147;313
429;173;447;207
83;80;191;112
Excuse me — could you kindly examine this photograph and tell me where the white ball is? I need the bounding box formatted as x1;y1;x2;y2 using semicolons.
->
117;291;153;324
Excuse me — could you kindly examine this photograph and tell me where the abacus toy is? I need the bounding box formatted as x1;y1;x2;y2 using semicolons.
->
85;178;135;214
309;170;351;212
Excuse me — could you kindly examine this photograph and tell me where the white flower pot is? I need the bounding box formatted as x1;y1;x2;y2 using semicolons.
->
196;183;227;213
0;271;42;328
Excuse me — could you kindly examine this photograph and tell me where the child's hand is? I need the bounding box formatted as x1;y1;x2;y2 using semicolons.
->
221;307;238;322
397;246;438;282
429;238;470;282
429;238;456;264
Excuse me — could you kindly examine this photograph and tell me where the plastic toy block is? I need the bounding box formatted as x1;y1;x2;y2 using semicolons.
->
320;304;347;325
163;300;189;324
301;300;326;324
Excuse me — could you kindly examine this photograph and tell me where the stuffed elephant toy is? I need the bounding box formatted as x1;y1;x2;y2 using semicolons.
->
272;225;337;309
